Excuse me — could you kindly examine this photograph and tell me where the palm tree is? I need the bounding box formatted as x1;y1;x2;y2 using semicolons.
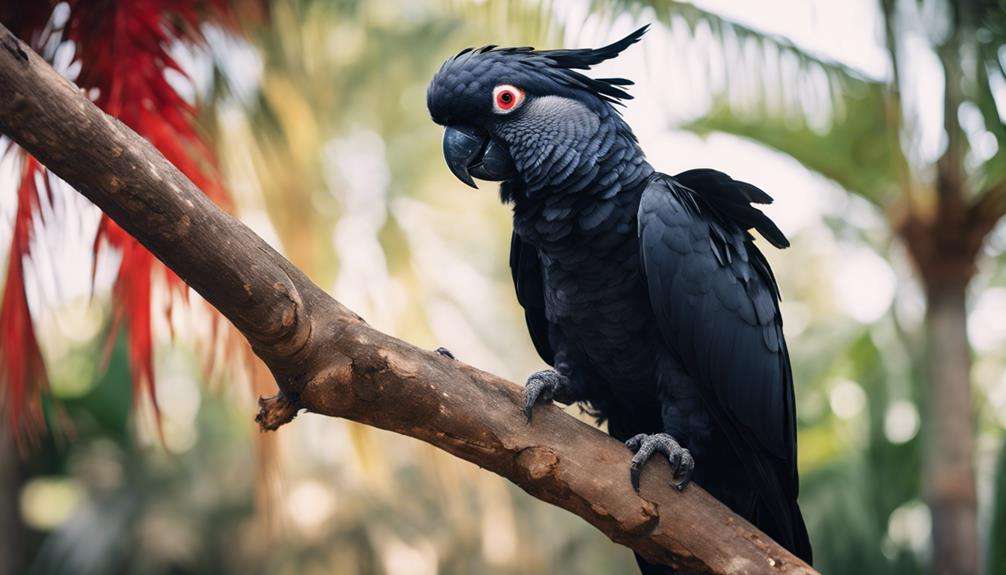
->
592;1;1005;573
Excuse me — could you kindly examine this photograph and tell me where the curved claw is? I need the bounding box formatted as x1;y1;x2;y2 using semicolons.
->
522;369;566;423
671;450;695;491
625;433;694;492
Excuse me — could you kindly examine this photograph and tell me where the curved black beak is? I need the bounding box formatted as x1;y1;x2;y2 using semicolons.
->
443;127;483;188
442;127;517;188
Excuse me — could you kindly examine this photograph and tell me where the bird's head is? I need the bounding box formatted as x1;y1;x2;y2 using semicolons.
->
427;26;648;193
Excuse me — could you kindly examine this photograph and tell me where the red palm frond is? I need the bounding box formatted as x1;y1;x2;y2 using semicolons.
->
0;157;50;443
68;0;233;426
0;5;57;440
1;0;236;440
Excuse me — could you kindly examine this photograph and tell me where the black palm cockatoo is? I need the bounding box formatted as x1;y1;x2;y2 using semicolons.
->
427;26;812;571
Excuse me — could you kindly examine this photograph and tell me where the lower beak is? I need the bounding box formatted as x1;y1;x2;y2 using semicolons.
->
442;127;484;188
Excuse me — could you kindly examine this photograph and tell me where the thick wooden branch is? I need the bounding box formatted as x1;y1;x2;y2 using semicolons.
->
0;26;815;574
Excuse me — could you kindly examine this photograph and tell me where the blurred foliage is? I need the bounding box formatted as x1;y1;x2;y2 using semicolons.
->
608;0;1006;203
991;440;1006;575
798;331;923;574
685;81;903;208
4;1;1006;574
16;331;636;574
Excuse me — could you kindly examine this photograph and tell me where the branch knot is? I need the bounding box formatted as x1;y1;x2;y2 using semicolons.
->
256;392;300;431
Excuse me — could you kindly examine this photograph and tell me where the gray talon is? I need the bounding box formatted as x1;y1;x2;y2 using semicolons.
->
435;347;456;360
626;433;693;491
522;369;569;423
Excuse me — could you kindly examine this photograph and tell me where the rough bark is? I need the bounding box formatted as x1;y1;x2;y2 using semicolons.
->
0;25;817;574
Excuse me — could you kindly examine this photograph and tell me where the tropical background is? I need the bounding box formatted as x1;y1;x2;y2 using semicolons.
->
1;0;1004;574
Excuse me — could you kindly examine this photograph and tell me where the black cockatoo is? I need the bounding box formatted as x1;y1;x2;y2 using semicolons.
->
427;26;812;571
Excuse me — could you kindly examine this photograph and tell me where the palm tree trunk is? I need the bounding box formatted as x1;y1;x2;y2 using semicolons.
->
924;278;978;575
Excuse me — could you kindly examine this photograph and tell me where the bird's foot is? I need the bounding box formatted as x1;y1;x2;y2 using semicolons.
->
522;369;572;423
626;433;694;492
435;347;456;360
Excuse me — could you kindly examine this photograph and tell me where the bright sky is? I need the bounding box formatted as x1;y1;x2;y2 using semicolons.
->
692;0;889;76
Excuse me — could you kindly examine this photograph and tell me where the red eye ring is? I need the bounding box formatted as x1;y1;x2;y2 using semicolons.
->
493;84;524;114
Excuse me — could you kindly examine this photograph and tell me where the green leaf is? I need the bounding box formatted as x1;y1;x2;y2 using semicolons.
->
989;438;1006;575
973;37;1006;194
587;0;904;206
683;79;904;207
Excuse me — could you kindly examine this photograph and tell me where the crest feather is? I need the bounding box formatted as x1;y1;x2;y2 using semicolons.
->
441;25;649;107
537;25;649;69
528;25;648;104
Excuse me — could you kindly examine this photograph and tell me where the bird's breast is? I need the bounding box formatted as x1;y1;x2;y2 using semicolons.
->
541;247;661;388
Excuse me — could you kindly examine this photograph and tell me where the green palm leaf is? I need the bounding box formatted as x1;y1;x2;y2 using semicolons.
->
683;80;904;207
589;0;905;207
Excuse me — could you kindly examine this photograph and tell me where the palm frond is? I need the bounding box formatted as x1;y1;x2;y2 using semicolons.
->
0;157;50;443
989;437;1006;575
67;0;237;430
683;79;904;208
586;0;909;208
971;17;1006;200
0;0;238;440
590;0;875;89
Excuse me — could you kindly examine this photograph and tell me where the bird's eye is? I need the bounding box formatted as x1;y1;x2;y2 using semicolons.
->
493;84;525;114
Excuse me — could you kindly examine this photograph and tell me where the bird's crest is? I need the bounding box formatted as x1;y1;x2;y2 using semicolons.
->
444;25;649;105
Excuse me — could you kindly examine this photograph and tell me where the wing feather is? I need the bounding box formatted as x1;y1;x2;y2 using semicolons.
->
509;231;555;365
638;170;801;538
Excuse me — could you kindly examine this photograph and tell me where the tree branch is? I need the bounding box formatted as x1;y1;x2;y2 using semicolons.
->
0;26;815;574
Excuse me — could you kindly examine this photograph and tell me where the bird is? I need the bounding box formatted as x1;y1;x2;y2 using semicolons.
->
426;26;812;572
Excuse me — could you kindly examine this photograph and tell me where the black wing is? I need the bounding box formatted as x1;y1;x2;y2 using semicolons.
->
638;169;804;549
509;231;554;365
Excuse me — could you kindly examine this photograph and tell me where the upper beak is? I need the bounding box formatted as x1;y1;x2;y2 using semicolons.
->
442;127;485;189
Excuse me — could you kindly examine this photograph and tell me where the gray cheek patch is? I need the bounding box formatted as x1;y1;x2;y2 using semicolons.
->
495;96;606;192
506;96;601;146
